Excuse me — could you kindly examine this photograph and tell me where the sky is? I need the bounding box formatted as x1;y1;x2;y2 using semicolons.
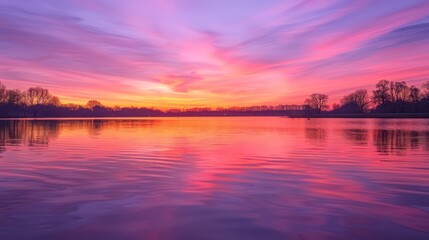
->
0;0;429;108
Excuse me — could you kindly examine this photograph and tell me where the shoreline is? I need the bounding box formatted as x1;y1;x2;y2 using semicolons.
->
1;113;429;120
301;113;429;118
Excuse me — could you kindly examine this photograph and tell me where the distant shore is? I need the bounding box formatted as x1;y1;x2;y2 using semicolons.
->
1;113;429;119
294;113;429;118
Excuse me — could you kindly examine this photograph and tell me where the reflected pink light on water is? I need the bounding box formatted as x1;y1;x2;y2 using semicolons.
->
0;118;429;239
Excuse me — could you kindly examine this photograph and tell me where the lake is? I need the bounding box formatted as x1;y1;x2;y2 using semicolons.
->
0;117;429;240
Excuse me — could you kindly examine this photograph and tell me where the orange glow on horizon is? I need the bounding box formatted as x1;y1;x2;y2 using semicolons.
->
0;0;428;109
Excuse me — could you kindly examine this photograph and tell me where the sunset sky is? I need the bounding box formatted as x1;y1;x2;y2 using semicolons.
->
1;0;429;108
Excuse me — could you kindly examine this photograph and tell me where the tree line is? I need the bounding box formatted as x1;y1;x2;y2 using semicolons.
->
305;80;429;114
0;83;165;117
1;80;429;118
0;82;307;117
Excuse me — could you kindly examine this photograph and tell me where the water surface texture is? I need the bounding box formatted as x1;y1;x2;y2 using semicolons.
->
1;118;429;240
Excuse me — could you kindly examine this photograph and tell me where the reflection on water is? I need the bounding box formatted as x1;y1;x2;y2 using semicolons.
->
0;118;428;240
373;129;422;155
0;121;59;150
342;129;369;146
305;127;327;143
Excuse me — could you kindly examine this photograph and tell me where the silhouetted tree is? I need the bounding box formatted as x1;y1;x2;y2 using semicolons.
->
0;82;7;104
372;80;391;104
422;81;429;100
341;89;370;113
390;81;411;102
48;96;61;106
409;86;421;103
24;87;52;117
24;87;51;106
305;93;328;113
5;90;22;105
86;100;102;110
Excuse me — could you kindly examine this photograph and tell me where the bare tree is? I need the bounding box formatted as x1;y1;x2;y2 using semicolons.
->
6;89;23;105
0;82;7;104
48;96;61;106
409;86;421;103
372;80;391;104
422;81;429;100
24;87;51;117
341;89;370;112
4;89;23;117
390;81;410;102
86;100;102;110
24;87;51;106
305;93;329;113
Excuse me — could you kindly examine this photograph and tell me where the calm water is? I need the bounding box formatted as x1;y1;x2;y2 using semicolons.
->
0;117;429;240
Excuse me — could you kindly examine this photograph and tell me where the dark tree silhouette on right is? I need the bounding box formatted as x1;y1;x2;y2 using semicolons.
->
340;89;370;113
423;81;429;100
372;80;391;104
0;83;6;103
390;81;410;102
409;86;421;103
305;93;329;113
